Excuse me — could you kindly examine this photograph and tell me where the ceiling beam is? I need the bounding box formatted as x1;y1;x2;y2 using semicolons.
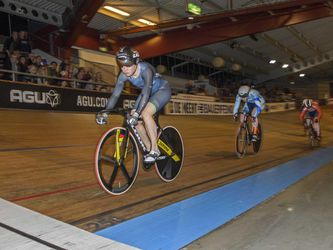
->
108;0;328;36
286;26;322;56
125;3;331;59
63;0;104;48
261;33;305;61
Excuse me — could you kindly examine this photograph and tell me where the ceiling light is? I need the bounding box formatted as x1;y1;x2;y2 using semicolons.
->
282;64;289;68
269;59;276;64
138;18;156;26
103;6;130;16
299;73;305;77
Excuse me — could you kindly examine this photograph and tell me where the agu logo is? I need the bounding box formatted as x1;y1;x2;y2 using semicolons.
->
10;89;61;108
46;90;61;107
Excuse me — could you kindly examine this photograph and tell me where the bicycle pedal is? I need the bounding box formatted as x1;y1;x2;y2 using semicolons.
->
157;155;167;160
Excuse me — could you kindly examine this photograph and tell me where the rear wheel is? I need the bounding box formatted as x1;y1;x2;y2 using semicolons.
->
309;127;320;148
235;124;248;158
253;123;263;153
155;126;184;182
95;127;139;195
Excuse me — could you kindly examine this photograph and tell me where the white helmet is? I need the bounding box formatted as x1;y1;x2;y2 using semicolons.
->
303;99;312;108
238;85;250;98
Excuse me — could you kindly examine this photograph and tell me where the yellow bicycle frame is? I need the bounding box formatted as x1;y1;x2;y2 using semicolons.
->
114;129;124;163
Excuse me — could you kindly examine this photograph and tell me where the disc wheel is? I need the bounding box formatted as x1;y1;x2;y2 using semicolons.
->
155;126;184;182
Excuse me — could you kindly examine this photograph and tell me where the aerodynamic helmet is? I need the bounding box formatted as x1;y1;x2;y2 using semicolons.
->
116;46;140;67
238;85;250;98
303;99;312;108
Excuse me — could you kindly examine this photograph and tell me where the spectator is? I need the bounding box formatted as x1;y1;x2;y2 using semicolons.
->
47;61;59;86
35;56;43;68
60;64;74;87
18;30;32;55
74;67;87;88
84;67;93;81
37;64;49;85
185;80;194;94
17;55;29;82
59;58;70;72
25;64;39;84
94;72;105;83
2;31;20;57
27;53;37;66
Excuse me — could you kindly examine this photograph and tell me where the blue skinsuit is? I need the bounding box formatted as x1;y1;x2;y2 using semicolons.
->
233;89;265;117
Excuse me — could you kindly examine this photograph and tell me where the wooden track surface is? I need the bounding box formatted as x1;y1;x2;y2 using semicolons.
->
1;108;333;232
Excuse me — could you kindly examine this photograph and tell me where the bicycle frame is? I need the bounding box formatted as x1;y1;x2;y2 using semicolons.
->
116;110;180;163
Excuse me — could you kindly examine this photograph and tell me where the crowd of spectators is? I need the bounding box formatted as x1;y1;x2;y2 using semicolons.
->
1;30;111;92
1;30;298;100
182;78;297;103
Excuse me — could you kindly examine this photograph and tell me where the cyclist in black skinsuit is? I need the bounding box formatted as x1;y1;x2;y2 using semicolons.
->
96;46;171;163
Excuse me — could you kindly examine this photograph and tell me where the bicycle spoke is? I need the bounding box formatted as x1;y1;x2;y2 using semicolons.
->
108;164;119;186
119;161;132;182
100;155;116;164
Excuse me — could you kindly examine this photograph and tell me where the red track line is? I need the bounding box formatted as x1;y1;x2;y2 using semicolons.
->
9;156;226;202
10;183;97;202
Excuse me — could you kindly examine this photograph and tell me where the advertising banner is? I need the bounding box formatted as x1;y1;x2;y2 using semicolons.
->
0;81;136;112
164;97;295;115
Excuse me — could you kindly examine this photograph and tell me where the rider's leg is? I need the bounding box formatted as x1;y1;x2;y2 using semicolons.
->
141;102;159;153
313;117;320;137
305;118;311;127
251;107;261;141
251;107;259;134
143;82;171;162
135;121;151;150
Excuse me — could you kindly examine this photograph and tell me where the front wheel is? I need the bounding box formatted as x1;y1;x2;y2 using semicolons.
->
95;127;139;195
155;126;184;182
235;124;248;158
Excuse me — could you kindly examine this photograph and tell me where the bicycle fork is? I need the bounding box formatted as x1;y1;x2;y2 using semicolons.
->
114;129;130;164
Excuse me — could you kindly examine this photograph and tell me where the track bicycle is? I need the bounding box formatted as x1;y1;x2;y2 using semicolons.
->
304;118;320;148
235;114;263;158
94;108;184;195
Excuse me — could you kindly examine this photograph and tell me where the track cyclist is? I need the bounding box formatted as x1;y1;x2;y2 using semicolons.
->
300;99;322;140
233;85;265;141
96;46;171;163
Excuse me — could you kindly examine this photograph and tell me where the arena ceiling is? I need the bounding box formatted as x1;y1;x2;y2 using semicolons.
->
1;0;333;84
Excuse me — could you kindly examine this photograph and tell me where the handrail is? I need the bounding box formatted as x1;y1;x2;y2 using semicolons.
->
0;68;114;89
